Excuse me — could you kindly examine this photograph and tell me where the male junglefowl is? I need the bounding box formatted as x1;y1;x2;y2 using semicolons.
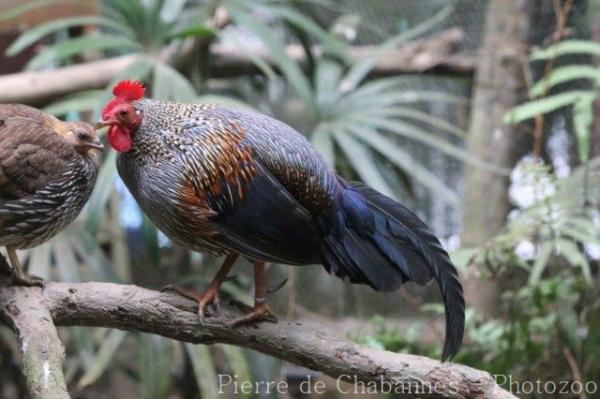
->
100;80;465;361
0;104;102;286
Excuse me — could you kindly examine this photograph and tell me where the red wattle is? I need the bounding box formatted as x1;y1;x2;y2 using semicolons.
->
108;125;132;152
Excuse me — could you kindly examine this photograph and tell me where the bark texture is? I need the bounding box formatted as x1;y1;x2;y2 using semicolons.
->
0;282;515;399
461;0;538;315
462;0;535;246
0;286;69;399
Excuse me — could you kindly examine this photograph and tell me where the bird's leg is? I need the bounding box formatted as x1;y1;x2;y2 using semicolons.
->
5;247;44;287
162;253;238;319
0;253;12;277
230;261;277;326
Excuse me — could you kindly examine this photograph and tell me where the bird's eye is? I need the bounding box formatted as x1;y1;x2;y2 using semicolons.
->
118;110;128;117
77;131;91;141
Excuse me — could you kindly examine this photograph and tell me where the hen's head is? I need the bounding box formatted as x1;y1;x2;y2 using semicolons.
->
65;121;104;155
100;80;145;152
45;116;103;155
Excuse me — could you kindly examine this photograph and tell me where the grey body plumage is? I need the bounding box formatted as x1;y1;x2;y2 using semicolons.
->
117;99;338;261
111;96;464;360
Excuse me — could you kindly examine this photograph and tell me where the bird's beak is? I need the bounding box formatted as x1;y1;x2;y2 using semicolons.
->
87;138;105;150
95;120;113;129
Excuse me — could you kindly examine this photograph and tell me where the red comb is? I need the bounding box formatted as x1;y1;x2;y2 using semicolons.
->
112;80;145;101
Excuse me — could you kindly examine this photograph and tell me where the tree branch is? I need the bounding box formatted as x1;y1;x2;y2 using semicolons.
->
0;282;514;399
0;286;69;399
0;28;473;105
210;28;474;77
0;55;142;106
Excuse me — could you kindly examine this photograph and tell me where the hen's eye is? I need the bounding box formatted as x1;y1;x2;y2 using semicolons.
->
77;131;91;141
118;110;128;117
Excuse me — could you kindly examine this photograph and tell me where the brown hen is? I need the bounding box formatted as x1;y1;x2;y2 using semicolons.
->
0;104;102;286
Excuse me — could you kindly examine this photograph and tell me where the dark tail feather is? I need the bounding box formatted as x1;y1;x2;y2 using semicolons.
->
318;181;465;361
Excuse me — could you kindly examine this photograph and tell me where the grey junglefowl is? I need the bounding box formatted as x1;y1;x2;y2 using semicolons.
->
0;104;102;286
100;80;465;361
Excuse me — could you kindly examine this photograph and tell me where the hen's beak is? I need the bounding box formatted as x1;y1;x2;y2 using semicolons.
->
88;138;105;150
95;120;113;129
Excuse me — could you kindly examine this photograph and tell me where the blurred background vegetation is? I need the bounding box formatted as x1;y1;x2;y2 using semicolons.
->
0;0;598;398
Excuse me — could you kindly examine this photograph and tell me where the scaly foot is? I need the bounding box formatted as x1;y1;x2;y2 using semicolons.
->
161;284;220;321
8;272;45;287
229;302;277;327
2;248;44;287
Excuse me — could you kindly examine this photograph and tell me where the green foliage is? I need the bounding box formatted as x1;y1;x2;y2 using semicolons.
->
77;330;127;389
185;344;219;399
138;334;174;399
528;65;600;97
481;161;598;284
6;16;134;56
531;39;600;59
504;39;600;162
353;315;421;353
457;160;600;377
477;45;600;387
494;38;600;384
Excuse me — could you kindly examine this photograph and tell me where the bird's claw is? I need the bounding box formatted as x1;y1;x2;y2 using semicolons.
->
197;287;220;319
229;303;278;327
8;273;45;288
160;284;221;321
198;301;220;325
0;254;45;287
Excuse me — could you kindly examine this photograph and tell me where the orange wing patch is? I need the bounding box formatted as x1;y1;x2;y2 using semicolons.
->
176;119;256;217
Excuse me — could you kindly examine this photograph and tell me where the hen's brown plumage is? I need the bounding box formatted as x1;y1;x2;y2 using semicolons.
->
0;104;102;285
